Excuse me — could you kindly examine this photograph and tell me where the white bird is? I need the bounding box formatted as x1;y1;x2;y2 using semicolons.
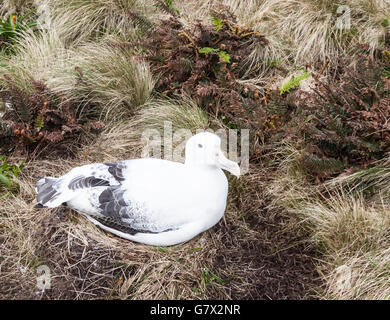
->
34;132;240;246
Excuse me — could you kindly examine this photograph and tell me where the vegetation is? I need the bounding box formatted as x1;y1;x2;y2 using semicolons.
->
0;9;37;57
131;5;270;134
0;155;23;198
1;0;390;300
0;78;105;157
280;72;310;94
0;10;37;40
297;59;390;178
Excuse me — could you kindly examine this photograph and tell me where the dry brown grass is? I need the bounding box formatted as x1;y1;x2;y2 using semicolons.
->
36;0;155;45
177;0;389;68
0;28;68;93
300;193;390;300
77;98;214;162
49;41;155;119
269;144;390;300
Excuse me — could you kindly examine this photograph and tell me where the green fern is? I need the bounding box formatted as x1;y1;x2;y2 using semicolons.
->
199;47;231;63
126;10;153;33
218;50;230;63
280;72;310;95
34;114;44;130
211;16;223;31
0;155;24;198
199;47;219;54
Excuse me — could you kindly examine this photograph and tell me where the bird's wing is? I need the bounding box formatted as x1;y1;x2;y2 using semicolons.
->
89;185;178;235
35;161;128;207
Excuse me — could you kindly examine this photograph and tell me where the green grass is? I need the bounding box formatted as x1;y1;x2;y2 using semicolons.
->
0;9;37;43
0;155;23;198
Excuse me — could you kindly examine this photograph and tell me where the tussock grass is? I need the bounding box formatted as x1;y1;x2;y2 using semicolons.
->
37;0;153;45
270;144;390;299
273;0;389;63
80;98;221;162
179;0;389;67
299;193;390;300
296;193;390;254
0;31;154;120
266;144;315;208
0;28;67;93
326;246;390;300
326;155;390;201
49;42;154;119
129;98;214;140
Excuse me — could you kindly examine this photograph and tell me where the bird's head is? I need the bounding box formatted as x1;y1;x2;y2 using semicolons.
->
184;132;240;178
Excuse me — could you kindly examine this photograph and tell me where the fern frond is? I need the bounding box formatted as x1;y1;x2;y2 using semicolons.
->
33;114;44;130
303;154;344;174
154;0;180;17
280;72;310;94
125;10;153;33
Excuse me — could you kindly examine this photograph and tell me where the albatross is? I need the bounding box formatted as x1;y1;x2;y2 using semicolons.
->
34;132;240;246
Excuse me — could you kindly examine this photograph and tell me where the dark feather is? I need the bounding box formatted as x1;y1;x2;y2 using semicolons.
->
91;215;153;235
91;214;174;236
68;176;110;190
105;162;126;182
36;177;59;205
98;186;130;219
96;186;176;235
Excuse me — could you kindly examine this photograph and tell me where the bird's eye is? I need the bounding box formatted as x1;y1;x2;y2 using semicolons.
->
198;144;203;148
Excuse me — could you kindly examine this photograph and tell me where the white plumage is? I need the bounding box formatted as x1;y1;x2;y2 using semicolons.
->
34;132;240;246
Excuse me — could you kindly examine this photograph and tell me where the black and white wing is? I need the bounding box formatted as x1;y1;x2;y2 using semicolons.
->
85;185;177;235
35;161;130;208
36;158;190;241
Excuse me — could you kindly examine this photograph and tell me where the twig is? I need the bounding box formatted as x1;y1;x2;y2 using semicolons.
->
178;32;196;48
315;58;330;80
260;77;275;105
223;19;235;34
178;32;198;59
240;31;261;38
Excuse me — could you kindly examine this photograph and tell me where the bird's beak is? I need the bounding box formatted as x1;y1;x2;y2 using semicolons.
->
216;151;241;178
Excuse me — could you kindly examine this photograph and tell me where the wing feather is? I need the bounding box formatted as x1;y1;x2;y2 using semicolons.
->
95;185;176;235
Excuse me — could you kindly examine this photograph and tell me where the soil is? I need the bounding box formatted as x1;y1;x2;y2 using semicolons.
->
214;203;321;300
